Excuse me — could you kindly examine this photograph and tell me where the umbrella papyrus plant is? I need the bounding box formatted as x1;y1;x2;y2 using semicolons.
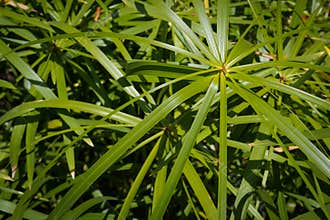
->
0;0;329;219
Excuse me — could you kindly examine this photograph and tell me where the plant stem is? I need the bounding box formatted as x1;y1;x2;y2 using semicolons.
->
218;72;227;219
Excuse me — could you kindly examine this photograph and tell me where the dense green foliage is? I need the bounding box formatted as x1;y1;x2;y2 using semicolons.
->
0;0;330;219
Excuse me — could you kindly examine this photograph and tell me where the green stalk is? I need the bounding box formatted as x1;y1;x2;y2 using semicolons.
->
218;72;227;220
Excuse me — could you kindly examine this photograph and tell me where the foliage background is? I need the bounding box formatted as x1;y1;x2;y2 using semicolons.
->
0;0;329;219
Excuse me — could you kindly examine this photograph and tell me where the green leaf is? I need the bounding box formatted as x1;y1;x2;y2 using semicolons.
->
63;135;75;179
60;0;74;22
231;60;330;73
126;60;205;77
183;160;217;220
118;134;162;219
144;1;217;63
232;73;330;110
152;138;168;214
0;8;53;32
277;192;289;220
228;115;266;125
0;99;141;126
291;203;330;220
48;77;212;219
193;0;219;60
150;77;217;219
257;189;279;220
0;38;94;146
217;0;230;63
229;123;269;220
0;199;47;220
0;39;56;100
62;197;116;220
71;0;95;26
52;60;68;100
10;122;26;179
0;79;16;90
0;15;38;41
50;22;141;98
228;81;330;177
11;177;50;219
25;113;39;189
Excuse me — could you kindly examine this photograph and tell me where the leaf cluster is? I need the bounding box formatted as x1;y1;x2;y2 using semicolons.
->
0;0;329;219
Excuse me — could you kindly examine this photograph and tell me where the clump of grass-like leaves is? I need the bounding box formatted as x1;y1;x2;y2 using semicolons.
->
0;0;329;219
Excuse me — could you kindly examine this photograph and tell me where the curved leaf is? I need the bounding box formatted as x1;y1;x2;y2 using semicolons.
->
0;99;141;126
48;77;212;219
